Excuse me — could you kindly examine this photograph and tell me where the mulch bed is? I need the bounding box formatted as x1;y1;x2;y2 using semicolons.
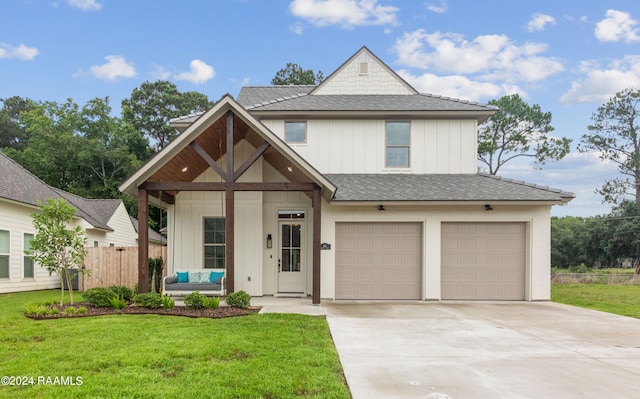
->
26;302;262;320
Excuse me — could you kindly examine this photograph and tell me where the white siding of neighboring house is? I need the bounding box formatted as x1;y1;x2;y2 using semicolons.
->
0;200;59;293
85;202;138;247
168;140;264;296
313;51;414;95
319;204;552;301
262;119;478;174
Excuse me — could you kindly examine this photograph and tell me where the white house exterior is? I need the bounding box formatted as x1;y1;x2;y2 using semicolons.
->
120;47;573;303
0;152;148;294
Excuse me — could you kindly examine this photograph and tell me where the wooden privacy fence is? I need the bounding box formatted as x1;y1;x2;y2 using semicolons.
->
79;246;167;291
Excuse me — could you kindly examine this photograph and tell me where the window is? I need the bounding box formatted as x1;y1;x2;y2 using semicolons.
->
24;233;34;278
285;121;306;143
0;230;9;279
386;121;410;167
93;241;99;247
204;218;225;269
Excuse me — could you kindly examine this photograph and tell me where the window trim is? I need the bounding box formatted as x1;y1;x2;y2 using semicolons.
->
0;229;10;279
23;233;34;279
284;121;307;144
385;121;411;168
203;217;226;269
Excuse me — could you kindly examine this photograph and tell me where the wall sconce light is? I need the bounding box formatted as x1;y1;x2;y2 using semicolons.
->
266;234;272;248
378;205;385;211
484;204;493;211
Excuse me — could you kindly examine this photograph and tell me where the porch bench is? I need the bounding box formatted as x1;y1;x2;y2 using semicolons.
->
162;269;226;296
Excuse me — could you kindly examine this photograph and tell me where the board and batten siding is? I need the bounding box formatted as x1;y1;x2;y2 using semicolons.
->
85;202;138;247
262;119;477;174
168;140;264;296
0;200;59;293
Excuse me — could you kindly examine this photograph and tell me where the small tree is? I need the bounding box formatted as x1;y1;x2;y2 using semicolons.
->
29;198;88;305
271;63;324;85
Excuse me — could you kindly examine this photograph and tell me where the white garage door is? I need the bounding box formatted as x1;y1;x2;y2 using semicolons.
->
441;222;526;300
335;222;422;300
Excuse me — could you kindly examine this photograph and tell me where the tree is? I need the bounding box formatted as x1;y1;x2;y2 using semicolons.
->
551;216;590;268
271;63;324;85
478;94;571;175
580;88;640;204
29;198;88;305
121;80;213;152
0;96;32;150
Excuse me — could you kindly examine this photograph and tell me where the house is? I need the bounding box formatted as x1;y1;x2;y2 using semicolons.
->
119;46;573;303
0;152;148;293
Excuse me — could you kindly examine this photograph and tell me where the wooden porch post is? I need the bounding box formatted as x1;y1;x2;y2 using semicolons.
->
225;110;235;295
137;188;149;293
312;185;321;304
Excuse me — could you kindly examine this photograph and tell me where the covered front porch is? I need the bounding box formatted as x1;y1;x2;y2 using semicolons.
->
119;95;336;304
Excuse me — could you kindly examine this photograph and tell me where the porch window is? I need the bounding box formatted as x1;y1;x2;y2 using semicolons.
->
24;233;34;278
204;217;225;269
0;230;9;279
285;121;306;143
385;121;410;167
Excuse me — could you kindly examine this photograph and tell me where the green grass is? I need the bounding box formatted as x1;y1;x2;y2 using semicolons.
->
0;290;351;398
551;283;640;319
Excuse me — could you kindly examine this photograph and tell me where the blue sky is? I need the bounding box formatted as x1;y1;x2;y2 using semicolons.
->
2;0;640;217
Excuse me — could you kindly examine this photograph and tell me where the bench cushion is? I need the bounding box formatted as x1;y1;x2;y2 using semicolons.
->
164;282;222;291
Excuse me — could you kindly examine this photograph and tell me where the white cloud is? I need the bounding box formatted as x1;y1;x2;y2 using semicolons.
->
289;0;399;28
291;22;304;35
393;29;564;83
594;9;640;43
174;59;215;85
0;43;39;60
397;69;523;102
560;56;640;104
426;1;447;14
87;55;136;80
527;13;556;32
150;64;171;80
67;0;102;11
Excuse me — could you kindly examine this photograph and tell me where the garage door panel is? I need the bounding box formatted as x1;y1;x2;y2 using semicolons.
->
336;222;422;300
442;222;525;301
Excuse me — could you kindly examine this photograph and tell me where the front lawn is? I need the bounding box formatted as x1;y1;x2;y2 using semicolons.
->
551;283;640;319
0;290;351;398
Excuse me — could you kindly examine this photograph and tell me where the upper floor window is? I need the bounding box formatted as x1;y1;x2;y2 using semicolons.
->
386;121;410;167
204;217;225;269
0;230;9;279
285;121;307;143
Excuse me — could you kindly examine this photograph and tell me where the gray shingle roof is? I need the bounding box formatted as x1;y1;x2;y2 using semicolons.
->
325;174;574;202
237;85;315;108
240;90;496;113
0;152;117;230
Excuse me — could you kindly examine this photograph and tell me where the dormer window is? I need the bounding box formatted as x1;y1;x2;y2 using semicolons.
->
285;121;307;143
385;121;410;168
359;62;369;76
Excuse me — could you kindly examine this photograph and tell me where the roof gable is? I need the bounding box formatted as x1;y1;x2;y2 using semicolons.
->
312;46;417;96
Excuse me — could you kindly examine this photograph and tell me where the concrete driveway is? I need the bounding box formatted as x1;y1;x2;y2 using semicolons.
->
324;302;640;399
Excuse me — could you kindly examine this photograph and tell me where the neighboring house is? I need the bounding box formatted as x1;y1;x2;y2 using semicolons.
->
120;47;573;303
0;152;143;293
130;216;167;247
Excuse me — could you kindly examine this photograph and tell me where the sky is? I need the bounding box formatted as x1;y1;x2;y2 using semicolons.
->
2;0;640;217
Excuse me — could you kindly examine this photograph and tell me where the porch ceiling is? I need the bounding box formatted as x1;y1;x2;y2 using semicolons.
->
146;113;314;201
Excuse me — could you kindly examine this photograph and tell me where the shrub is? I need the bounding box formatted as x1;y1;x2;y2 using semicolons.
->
108;285;134;301
226;291;251;308
64;306;77;315
204;296;220;309
184;291;206;309
83;287;117;308
110;296;127;310
569;264;590;273
161;295;175;309
47;307;60;316
25;303;46;316
133;293;162;309
76;306;87;314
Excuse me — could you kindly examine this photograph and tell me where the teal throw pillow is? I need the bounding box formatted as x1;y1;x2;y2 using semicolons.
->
210;271;224;283
176;271;188;283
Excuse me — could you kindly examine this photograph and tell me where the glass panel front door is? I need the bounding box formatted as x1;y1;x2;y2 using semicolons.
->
278;221;304;293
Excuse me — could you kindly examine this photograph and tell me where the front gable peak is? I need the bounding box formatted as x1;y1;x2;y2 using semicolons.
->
312;46;417;96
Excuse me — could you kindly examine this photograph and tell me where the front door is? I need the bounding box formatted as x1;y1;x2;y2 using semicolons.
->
277;220;305;293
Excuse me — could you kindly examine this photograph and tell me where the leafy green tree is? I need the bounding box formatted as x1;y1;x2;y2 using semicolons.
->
478;94;571;175
551;216;590;268
29;198;88;305
271;63;324;85
0;96;32;150
121;80;213;151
